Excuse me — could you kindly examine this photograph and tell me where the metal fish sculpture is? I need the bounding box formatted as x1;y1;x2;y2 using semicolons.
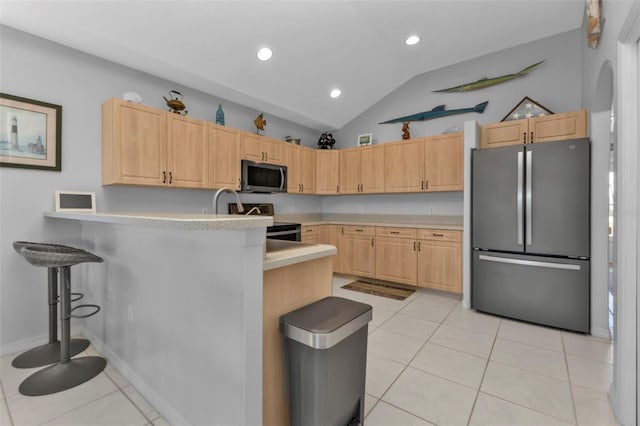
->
253;113;266;133
433;60;545;93
379;101;488;124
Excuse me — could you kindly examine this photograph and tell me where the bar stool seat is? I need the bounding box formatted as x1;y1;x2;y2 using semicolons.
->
17;246;106;396
12;241;90;368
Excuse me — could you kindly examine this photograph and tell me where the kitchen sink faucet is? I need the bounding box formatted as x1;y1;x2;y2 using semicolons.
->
213;187;244;215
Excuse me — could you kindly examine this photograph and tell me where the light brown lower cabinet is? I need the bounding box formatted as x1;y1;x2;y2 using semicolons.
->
319;225;342;273
323;224;462;294
301;225;320;244
341;226;376;278
262;257;332;426
374;228;418;285
417;229;462;293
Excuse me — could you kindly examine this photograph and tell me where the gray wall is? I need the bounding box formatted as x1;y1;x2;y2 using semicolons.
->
326;29;582;216
334;29;583;147
0;25;320;349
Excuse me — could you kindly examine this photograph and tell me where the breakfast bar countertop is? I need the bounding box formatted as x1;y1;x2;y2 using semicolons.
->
44;211;273;231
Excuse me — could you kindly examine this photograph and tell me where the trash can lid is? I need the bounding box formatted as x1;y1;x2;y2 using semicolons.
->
280;296;372;349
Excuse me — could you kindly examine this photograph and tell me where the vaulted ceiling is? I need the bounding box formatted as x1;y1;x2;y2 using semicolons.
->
0;1;585;130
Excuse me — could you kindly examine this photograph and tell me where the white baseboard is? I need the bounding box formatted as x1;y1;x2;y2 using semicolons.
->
0;325;83;357
591;326;612;339
80;327;191;426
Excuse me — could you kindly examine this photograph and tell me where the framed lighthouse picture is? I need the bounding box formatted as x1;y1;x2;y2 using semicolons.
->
0;93;62;171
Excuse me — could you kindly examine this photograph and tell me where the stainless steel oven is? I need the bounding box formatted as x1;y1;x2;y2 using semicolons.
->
266;222;302;241
229;203;301;242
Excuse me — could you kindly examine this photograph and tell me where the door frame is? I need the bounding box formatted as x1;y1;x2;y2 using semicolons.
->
610;4;640;425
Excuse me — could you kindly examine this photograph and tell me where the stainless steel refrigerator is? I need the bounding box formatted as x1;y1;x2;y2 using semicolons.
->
471;138;590;333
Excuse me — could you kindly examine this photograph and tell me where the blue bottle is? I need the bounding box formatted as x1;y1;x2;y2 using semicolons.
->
216;104;225;126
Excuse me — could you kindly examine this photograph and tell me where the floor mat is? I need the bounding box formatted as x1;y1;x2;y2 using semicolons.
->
342;280;415;301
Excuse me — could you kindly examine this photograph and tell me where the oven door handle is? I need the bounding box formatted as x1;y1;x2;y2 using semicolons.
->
266;230;301;237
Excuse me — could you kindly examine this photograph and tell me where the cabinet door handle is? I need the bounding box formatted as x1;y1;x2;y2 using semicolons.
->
355;229;363;232
418;241;421;251
523;132;527;144
265;152;268;162
169;172;172;184
433;233;444;237
341;227;344;235
530;131;534;142
425;180;429;190
162;171;167;183
413;241;417;251
371;238;375;247
421;180;424;190
336;185;339;193
391;231;400;234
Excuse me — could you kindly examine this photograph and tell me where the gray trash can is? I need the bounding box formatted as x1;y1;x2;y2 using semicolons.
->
280;296;373;426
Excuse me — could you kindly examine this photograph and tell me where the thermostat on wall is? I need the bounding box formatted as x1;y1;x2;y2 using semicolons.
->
55;191;96;213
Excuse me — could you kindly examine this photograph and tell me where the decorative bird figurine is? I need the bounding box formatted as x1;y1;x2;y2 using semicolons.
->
254;113;266;134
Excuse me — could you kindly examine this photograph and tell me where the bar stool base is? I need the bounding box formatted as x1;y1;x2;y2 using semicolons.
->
11;339;90;369
18;356;107;396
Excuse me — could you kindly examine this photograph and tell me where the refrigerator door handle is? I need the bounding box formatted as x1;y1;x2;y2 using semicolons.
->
517;152;524;245
478;254;581;270
526;150;533;246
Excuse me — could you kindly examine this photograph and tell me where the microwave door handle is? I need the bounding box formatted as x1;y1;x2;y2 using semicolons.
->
280;167;285;191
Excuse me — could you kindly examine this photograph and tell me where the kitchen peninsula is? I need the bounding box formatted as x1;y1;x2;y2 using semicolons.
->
43;211;336;426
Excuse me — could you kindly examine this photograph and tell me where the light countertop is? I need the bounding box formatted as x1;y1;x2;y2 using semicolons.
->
44;211;273;231
275;213;463;230
263;242;336;271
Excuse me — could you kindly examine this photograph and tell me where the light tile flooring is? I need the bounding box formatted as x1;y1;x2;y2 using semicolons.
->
0;275;618;426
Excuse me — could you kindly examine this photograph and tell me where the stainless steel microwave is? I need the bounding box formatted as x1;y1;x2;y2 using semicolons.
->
241;160;287;193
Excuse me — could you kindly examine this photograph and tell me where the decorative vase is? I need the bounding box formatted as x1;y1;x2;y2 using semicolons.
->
216;104;225;126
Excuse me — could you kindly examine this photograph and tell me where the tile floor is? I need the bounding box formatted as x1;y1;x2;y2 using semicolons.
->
0;275;618;426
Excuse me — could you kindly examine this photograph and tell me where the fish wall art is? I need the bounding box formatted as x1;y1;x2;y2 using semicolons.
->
379;101;488;124
433;60;545;93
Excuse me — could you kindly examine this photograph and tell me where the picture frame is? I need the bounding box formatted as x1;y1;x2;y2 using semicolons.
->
357;133;373;146
55;190;96;213
501;96;554;122
0;93;62;171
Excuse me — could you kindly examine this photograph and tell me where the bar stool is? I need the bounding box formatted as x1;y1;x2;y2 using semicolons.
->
12;242;90;368
17;245;107;396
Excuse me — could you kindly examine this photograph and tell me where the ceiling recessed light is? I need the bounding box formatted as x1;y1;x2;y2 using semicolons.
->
257;47;272;61
405;35;421;46
330;89;342;99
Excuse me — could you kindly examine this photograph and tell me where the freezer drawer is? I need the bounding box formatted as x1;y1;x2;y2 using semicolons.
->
472;251;589;333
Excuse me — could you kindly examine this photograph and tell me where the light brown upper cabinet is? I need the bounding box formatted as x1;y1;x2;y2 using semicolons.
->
102;98;207;188
384;132;463;193
208;124;241;190
424;133;464;192
315;150;340;194
480;109;587;148
339;145;384;194
243;133;286;165
166;114;208;188
286;144;315;194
